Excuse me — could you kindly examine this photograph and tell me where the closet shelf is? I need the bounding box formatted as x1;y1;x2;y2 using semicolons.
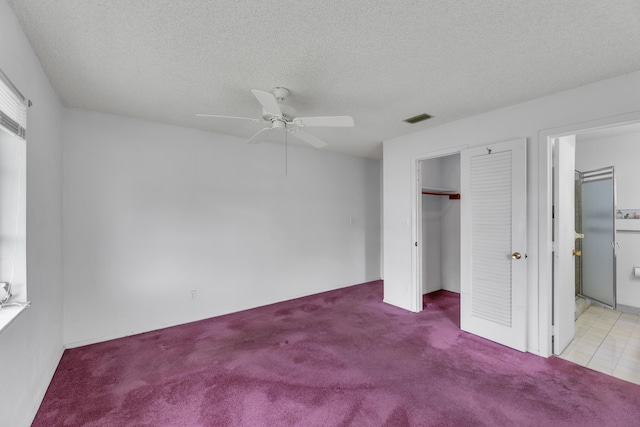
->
421;187;461;200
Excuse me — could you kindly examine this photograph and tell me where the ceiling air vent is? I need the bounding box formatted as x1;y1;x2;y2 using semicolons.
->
404;113;432;124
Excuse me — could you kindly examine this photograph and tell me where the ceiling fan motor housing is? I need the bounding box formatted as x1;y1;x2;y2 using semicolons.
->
263;103;296;123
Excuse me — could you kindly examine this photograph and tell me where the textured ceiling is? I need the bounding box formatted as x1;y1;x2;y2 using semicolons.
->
7;0;640;159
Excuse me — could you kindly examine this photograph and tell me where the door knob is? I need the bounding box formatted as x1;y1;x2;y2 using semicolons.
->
512;252;521;260
573;249;582;256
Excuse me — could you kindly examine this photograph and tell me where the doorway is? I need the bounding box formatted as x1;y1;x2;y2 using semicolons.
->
551;120;640;357
554;124;640;384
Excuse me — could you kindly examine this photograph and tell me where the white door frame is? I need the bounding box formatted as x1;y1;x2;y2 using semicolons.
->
411;145;467;312
537;111;640;357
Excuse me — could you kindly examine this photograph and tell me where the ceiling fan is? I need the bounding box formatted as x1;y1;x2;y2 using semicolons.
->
196;87;354;148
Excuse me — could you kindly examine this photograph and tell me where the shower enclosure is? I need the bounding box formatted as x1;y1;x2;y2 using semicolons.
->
576;166;617;308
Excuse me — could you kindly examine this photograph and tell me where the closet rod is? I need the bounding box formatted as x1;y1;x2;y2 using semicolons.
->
422;191;461;200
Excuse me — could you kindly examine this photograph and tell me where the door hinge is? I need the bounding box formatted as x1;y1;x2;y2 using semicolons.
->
552;324;557;337
551;241;555;252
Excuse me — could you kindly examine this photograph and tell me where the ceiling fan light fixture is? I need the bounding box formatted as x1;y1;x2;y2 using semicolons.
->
272;119;286;129
263;103;296;122
404;113;432;124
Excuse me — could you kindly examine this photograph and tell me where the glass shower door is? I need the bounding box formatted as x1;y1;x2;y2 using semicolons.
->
579;167;616;308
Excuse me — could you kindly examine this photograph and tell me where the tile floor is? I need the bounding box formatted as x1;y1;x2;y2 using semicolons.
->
559;305;640;384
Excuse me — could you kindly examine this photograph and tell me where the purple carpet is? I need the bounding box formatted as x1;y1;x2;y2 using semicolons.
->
34;281;640;426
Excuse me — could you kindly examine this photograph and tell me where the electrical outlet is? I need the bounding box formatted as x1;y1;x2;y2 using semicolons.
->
189;290;197;301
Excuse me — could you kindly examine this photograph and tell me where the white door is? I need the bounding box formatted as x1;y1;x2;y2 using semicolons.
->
553;135;576;355
460;139;527;351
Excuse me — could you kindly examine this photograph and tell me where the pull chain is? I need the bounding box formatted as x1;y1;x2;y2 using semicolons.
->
285;129;288;176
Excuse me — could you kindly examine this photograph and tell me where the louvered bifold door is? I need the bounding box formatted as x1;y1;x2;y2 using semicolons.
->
460;139;527;352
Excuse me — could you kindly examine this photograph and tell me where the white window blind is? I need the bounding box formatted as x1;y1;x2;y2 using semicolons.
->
0;69;27;139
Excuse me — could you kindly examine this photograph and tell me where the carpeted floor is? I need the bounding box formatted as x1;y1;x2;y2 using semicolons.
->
33;281;640;426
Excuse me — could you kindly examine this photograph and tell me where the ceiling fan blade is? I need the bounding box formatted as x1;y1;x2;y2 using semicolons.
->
294;116;354;127
246;127;271;144
196;114;261;123
293;130;328;148
251;89;282;116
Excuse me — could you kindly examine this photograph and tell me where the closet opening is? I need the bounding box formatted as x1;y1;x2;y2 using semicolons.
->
418;153;461;316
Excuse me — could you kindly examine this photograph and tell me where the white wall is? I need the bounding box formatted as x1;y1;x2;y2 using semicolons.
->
420;155;461;294
63;109;381;346
421;158;442;294
0;1;64;425
440;154;460;293
576;132;640;308
383;70;640;355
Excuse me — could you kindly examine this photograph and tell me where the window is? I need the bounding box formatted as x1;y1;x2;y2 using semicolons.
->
0;69;26;138
0;68;28;330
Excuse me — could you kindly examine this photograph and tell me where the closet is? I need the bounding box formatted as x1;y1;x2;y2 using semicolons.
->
420;154;461;295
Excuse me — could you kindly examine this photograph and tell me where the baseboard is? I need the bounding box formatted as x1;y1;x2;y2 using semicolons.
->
527;348;545;358
66;279;386;349
617;303;640;315
26;345;65;426
382;298;414;312
65;332;133;349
